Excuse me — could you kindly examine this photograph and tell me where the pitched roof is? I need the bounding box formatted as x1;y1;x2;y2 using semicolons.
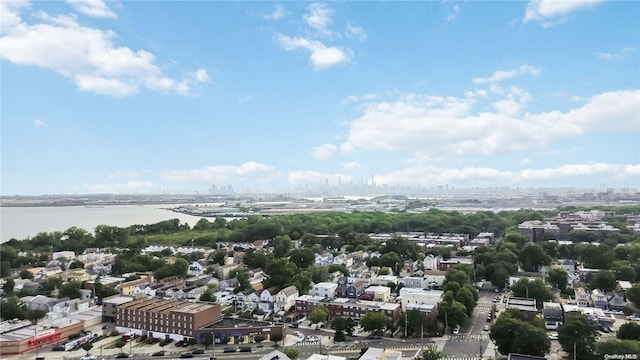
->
280;285;298;297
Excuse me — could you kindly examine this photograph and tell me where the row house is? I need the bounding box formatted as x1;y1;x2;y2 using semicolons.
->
399;288;442;313
311;282;338;300
591;289;609;309
542;302;563;330
117;278;150;296
401;277;428;289
363;286;391;302
371;275;398;286
332;254;354;267
335;277;364;299
295;295;401;324
274;285;299;314
259;286;281;314
575;288;591;307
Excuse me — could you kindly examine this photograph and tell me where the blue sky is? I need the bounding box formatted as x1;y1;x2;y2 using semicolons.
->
1;0;639;195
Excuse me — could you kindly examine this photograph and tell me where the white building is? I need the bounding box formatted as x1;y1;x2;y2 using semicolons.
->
311;282;338;300
399;289;443;312
274;285;299;314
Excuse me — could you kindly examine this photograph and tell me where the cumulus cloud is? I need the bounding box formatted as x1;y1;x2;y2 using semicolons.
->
524;0;602;27
288;170;353;185
33;119;46;127
446;4;460;22
161;162;275;183
597;46;634;61
372;163;640;187
473;64;541;84
0;3;208;97
67;0;116;18
312;143;338;160
342;161;363;169
262;3;288;21
276;34;350;69
303;2;334;37
345;22;367;41
340;89;640;160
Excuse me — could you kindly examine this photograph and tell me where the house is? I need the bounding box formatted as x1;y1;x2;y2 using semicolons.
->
371;275;398;286
607;292;626;311
189;261;204;276
259;286;281;313
591;289;609;309
542;302;563;330
399;289;442;313
363;286;391;302
275;285;299;314
401;277;427;289
117;278;149;296
335;277;349;298
311;282;338;300
219;278;238;292
346;281;364;299
52;298;92;315
438;257;474;271
25;295;57;312
575;288;591;307
557;259;575;281
218;264;239;280
246;291;260;311
21;281;43;295
506;297;538;321
422;254;440;270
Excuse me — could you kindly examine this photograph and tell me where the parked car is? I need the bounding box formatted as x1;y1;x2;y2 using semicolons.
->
548;333;558;340
193;350;205;354
180;353;194;358
453;328;459;335
239;346;252;353
52;345;65;351
115;353;129;358
152;351;165;356
223;347;236;353
81;355;96;360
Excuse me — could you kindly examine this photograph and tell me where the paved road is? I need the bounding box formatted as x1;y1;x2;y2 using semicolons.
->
442;284;496;358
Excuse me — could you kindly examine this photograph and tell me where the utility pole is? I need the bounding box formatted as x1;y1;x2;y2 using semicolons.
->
420;325;424;353
573;341;576;360
35;327;39;357
404;313;408;338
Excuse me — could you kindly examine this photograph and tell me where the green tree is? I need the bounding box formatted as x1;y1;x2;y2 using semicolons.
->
589;270;617;292
199;288;216;302
288;248;315;270
3;278;15;294
511;278;553;307
273;235;293;258
331;317;356;341
253;334;266;343
436;300;468;331
82;343;94;355
422;345;447;360
59;280;82;299
558;313;599;360
114;338;126;351
360;311;390;335
282;347;300;360
402;309;430;338
490;309;549;356
518;244;551;272
201;338;213;349
626;283;640;308
309;305;329;327
69;260;85;269
19;270;34;279
596;339;640;358
0;296;28;320
547;267;568;292
617;322;640;341
270;333;283;346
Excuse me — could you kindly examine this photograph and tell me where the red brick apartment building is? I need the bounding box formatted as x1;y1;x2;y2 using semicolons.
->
116;298;221;339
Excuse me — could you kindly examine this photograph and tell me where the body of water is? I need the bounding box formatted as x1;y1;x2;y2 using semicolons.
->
0;204;209;242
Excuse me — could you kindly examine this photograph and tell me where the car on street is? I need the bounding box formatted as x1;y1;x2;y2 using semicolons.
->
223;347;236;353
239;346;252;352
180;352;194;358
193;349;205;354
483;325;490;331
548;333;558;340
115;353;129;358
53;345;65;351
453;328;459;335
81;355;96;360
152;351;165;356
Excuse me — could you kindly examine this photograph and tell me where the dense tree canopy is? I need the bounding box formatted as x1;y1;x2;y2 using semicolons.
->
558;313;600;360
490;309;550;357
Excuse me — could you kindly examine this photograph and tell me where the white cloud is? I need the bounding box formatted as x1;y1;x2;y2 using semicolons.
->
345;22;367;41
524;0;602;27
160;162;275;183
288;170;353;185
447;4;460;22
303;2;334;37
67;0;116;18
0;5;208;97
519;158;531;165
372;163;640;187
276;34;350;69
341;89;640;160
342;161;363;169
473;64;541;84
262;4;288;21
237;95;253;104
597;46;634;61
108;170;139;179
312;143;337;160
33;119;46;127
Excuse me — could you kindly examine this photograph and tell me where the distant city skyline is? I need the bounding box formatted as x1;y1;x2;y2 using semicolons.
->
1;0;639;195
